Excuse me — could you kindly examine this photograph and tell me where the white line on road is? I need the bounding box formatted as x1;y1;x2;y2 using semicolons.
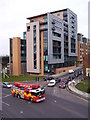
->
2;101;10;106
3;94;12;98
20;110;23;114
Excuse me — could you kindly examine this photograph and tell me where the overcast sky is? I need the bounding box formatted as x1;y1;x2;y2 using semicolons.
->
0;0;89;56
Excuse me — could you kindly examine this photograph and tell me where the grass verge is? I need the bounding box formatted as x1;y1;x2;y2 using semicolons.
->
76;78;90;93
2;75;44;82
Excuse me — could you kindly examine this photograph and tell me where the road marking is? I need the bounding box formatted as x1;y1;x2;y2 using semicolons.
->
54;100;56;103
2;101;10;106
20;110;23;114
28;102;31;104
3;94;12;98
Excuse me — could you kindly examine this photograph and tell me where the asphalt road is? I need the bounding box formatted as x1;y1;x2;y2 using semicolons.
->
2;76;88;119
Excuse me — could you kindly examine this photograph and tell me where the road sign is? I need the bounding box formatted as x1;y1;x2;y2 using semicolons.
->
86;68;90;77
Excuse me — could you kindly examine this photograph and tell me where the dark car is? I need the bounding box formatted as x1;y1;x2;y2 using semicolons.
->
61;79;68;84
55;78;61;83
50;71;55;75
59;82;66;89
64;79;68;84
43;76;54;81
67;76;72;81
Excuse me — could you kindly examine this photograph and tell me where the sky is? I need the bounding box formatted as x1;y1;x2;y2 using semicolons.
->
0;0;89;56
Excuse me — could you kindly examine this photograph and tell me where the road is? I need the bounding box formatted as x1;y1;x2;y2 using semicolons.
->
2;76;88;118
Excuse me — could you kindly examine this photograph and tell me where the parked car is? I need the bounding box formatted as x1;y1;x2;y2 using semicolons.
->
61;79;68;84
74;72;78;77
48;80;56;87
69;69;74;74
43;76;54;81
3;82;12;88
67;75;75;81
59;82;66;89
63;79;68;84
67;76;72;81
55;78;61;83
50;71;55;75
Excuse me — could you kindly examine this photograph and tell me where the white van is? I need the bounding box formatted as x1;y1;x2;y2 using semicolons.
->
69;69;74;74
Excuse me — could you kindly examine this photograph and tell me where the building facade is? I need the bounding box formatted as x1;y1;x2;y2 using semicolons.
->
77;33;88;64
9;37;26;76
26;8;77;75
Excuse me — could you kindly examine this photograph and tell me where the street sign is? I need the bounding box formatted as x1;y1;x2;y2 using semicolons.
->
86;68;90;77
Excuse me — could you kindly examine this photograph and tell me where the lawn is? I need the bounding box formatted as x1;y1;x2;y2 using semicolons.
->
2;74;44;82
76;78;90;93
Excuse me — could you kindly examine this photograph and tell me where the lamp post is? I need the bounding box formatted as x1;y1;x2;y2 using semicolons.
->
48;69;50;77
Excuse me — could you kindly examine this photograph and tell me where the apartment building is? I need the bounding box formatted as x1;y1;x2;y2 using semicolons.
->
26;8;77;75
77;33;88;64
9;37;26;76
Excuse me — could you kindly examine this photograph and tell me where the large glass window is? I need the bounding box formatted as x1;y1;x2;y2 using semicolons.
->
27;26;30;32
43;17;47;22
43;31;48;72
53;40;61;59
33;25;37;69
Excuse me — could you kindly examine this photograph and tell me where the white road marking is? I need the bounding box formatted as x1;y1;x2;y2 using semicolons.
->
2;101;10;106
3;94;12;98
28;102;31;104
54;100;56;103
20;110;23;114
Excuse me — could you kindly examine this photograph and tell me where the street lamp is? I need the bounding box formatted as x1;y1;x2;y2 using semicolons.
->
48;69;50;77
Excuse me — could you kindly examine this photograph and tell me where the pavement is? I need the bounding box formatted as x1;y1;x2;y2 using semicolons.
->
67;78;90;101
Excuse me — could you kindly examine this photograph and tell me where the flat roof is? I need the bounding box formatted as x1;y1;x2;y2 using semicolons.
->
27;8;68;20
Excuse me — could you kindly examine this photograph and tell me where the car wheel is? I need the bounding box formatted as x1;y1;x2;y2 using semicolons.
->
15;93;17;97
17;94;21;99
30;97;33;102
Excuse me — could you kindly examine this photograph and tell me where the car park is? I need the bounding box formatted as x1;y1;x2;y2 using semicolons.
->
3;82;12;88
48;80;56;87
59;82;66;89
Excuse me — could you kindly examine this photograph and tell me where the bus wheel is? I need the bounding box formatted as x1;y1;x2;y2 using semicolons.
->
15;93;17;97
30;97;33;102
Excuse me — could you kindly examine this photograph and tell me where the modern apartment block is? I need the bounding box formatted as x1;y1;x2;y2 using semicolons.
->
9;37;26;76
77;33;88;64
26;8;77;75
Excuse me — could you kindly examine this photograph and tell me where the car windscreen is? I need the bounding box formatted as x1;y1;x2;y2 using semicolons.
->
49;82;54;84
31;90;45;96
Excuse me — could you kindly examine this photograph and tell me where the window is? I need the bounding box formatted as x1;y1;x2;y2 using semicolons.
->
57;13;60;16
33;25;37;69
27;26;30;32
53;40;61;59
21;50;24;54
43;17;47;22
43;24;47;29
53;32;61;37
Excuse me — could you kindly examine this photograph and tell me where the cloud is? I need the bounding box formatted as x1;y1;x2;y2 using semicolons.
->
0;0;89;55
